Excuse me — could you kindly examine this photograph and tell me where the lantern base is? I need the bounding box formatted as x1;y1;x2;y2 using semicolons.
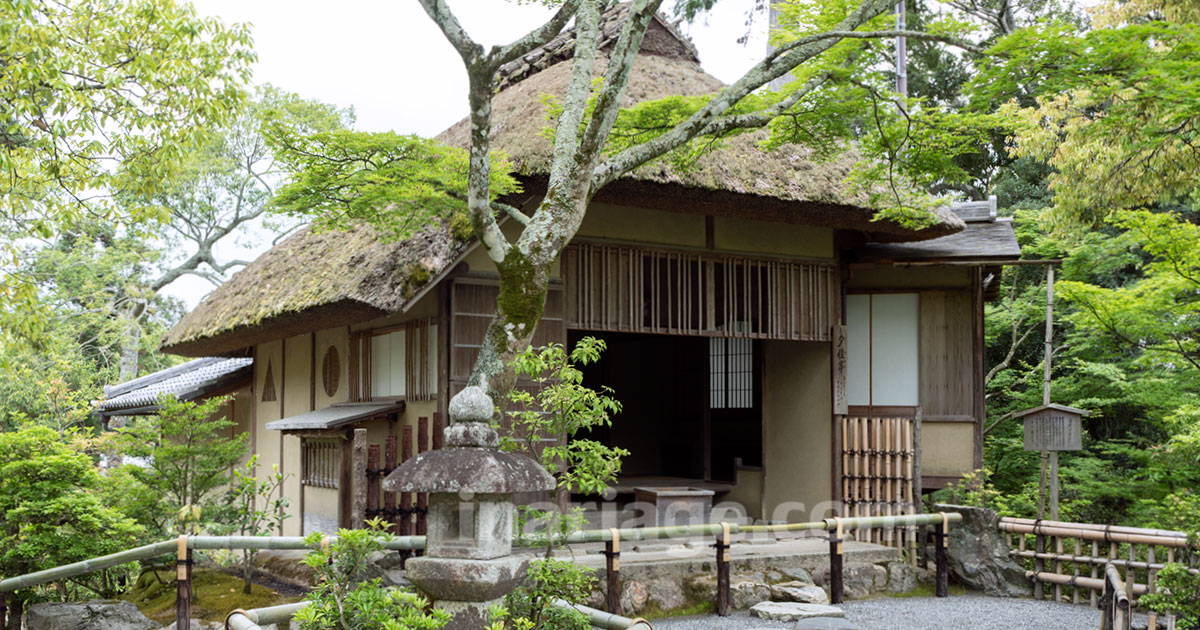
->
436;598;504;630
407;555;529;602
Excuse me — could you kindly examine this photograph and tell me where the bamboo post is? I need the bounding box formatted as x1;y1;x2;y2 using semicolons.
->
351;429;367;529
716;523;731;617
935;515;949;598
1073;538;1081;605
1126;544;1135;612
1147;545;1157;630
1054;535;1063;601
176;535;191;630
1034;529;1045;599
829;518;844;604
604;529;621;615
1091;540;1099;607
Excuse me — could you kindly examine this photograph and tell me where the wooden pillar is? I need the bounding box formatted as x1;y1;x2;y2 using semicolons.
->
604;530;621;615
417;417;429;537
829;519;844;604
1034;527;1045;600
716;523;731;617
352;429;367;529
935;517;949;598
175;536;191;630
400;425;414;563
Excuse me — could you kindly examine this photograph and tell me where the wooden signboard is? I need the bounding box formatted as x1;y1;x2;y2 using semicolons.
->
833;324;848;415
1020;405;1085;452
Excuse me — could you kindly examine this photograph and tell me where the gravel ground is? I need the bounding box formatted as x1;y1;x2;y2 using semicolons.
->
653;596;1107;630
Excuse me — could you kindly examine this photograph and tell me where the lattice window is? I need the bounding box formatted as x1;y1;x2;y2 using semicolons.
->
349;319;439;402
563;242;836;341
709;336;753;409
301;439;340;489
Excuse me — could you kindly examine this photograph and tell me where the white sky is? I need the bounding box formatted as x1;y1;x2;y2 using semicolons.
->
163;0;767;307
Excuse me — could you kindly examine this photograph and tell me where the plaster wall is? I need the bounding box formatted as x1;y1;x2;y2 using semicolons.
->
713;216;833;259
254;339;283;491
304;486;340;535
921;422;976;477
762;340;833;522
848;267;970;289
576;203;706;248
283;334;313;418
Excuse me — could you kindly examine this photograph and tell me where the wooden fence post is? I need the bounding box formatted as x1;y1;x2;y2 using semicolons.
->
1034;524;1045;599
400;425;414;563
352;429;367;529
417;417;429;537
935;515;949;598
829;518;844;604
716;523;731;617
175;535;191;630
604;529;621;615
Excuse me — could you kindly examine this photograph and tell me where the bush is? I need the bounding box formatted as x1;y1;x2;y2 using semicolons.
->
503;559;594;630
1140;563;1200;630
293;521;449;630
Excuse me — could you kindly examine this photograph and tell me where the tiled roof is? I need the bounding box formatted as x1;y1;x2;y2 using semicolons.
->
99;357;252;414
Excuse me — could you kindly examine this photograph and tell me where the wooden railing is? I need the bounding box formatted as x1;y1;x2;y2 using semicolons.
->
999;517;1198;628
1101;563;1131;630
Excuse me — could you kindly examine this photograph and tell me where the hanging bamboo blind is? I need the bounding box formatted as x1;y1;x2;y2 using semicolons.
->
562;242;836;341
841;416;917;560
301;438;340;489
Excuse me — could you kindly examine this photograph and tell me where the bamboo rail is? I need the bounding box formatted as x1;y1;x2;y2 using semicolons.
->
1101;564;1131;630
1000;517;1195;628
225;603;307;630
0;513;963;629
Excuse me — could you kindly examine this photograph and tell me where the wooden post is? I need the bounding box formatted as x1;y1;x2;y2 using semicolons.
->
1034;527;1045;599
366;444;380;521
432;412;444;451
1;591;7;629
716;523;731;616
400;425;414;560
352;429;367;529
175;535;191;630
385;436;398;534
829;518;844;604
935;516;949;598
604;529;621;615
417;417;429;537
1147;545;1158;630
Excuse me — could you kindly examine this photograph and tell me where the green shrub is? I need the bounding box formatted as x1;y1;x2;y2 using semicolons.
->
293;521;449;630
503;559;594;630
1140;563;1200;630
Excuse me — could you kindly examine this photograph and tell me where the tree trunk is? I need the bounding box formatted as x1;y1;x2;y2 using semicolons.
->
118;301;146;381
242;551;253;595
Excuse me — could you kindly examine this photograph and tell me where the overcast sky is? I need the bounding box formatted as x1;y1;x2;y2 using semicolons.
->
162;0;768;307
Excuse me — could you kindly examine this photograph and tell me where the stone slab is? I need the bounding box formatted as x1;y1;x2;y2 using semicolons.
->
750;602;845;622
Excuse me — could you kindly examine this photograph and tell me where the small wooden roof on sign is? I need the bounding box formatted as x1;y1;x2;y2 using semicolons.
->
1014;403;1091;419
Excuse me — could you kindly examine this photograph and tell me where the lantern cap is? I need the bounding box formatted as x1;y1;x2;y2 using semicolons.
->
1014;403;1090;419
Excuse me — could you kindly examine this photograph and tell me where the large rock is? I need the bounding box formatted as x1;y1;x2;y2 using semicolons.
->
685;573;717;602
813;562;887;599
731;580;772;610
645;577;687;611
620;579;649;615
749;602;845;622
935;504;1032;597
770;582;829;604
27;601;160;630
887;562;918;594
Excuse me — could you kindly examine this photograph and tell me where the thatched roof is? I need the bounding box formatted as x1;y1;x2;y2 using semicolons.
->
164;7;964;357
163;223;468;356
437;15;963;241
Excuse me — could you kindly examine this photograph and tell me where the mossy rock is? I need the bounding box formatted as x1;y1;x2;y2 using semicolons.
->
120;568;301;624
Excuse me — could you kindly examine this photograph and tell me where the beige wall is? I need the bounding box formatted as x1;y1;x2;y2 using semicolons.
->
848;266;970;290
921;422;976;477
254;340;283;504
314;327;351;409
576;203;706;248
762;340;833;522
713;216;833;259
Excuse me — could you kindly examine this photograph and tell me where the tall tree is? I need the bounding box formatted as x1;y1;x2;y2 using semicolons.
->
1;0;255;341
272;0;1000;397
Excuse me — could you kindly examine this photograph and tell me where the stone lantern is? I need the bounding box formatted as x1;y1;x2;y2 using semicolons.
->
383;386;555;630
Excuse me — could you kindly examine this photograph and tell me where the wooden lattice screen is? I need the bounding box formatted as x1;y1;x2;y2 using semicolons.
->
562;242;837;341
841;416;917;560
301;439;339;489
362;414;446;565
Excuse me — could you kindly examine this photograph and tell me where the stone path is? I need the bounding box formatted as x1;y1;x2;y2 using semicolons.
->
654;595;1103;630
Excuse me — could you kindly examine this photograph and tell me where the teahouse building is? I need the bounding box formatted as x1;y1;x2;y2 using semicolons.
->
155;8;1020;536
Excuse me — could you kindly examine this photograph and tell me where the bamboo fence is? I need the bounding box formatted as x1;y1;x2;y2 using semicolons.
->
999;517;1197;628
841;416;917;561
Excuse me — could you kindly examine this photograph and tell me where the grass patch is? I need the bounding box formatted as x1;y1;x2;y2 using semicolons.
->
121;568;301;623
643;599;716;620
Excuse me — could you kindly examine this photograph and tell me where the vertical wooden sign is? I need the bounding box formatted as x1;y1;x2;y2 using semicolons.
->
833;324;849;415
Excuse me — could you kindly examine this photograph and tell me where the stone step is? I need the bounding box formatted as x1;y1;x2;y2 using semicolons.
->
749;601;845;622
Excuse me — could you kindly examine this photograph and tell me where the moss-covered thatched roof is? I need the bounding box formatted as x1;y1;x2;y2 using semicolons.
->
164;8;964;357
163;223;467;356
437;16;963;241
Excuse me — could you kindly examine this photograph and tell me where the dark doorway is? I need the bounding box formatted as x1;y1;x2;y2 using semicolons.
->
569;330;762;484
